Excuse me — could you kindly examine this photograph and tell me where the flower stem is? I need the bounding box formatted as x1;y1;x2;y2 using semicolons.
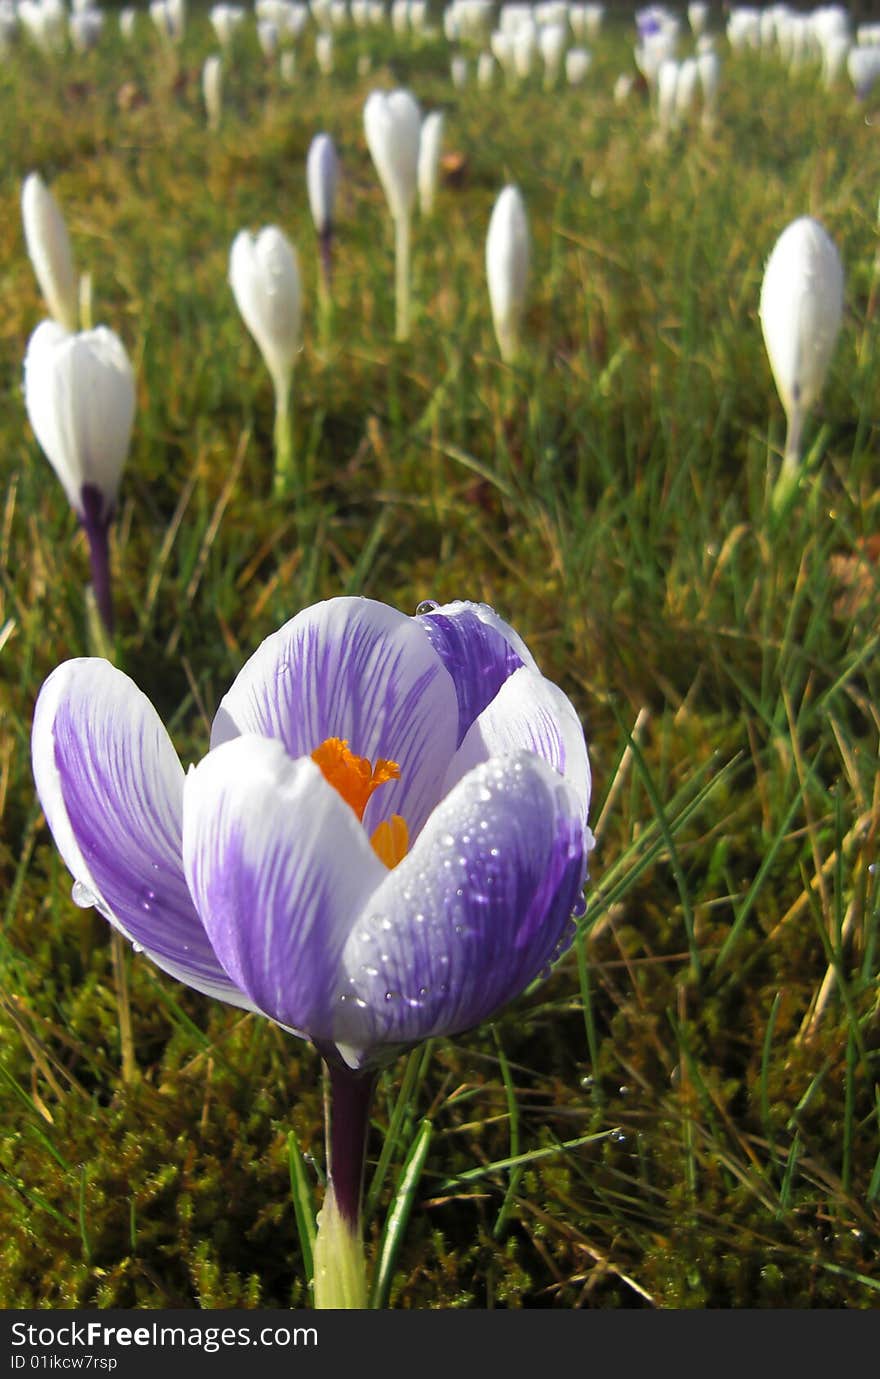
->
394;212;411;343
772;407;804;512
317;230;334;346
110;930;137;1086
80;484;114;641
313;1058;376;1309
272;377;295;497
79;271;94;332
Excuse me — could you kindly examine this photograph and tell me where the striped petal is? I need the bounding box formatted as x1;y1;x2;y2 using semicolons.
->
415;599;534;745
337;751;587;1053
183;735;388;1037
442;665;592;831
31;659;254;1009
210;596;459;840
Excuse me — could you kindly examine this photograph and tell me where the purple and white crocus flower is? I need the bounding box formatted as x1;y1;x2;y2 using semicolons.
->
31;595;593;1306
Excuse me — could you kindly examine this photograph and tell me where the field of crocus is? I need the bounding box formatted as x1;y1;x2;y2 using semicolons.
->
1;1;879;1310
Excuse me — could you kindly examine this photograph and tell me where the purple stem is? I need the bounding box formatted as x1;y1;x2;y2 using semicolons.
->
325;1058;376;1229
319;227;334;295
79;483;114;638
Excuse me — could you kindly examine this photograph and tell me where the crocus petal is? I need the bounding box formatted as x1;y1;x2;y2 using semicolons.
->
211;597;459;840
337;752;586;1051
416;600;532;746
183;736;387;1036
31;658;254;1009
443;666;592;831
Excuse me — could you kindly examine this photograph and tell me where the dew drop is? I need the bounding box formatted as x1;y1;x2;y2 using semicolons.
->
572;893;587;919
415;599;439;614
71;880;96;909
610;1128;627;1144
384;990;398;1002
131;942;144;955
580;1075;594;1090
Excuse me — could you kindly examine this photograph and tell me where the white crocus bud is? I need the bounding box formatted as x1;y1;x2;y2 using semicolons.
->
229;227;301;397
565;46;591;84
417;110;444;216
280;49;296;81
22;173;79;334
203;54;223;131
119;6;137;38
539;21;566;87
364;87;421;341
759;215;844;481
257;18;279;57
363;88;421;224
821;33;850;88
687;1;707;37
582;2;602;39
210;3;245;48
450;54;468;86
675;55;698;120
848;45;880;100
315;29;334;72
512;19;537;78
166;0;185;40
24;321;136;523
656;58;679;135
485;184;530;364
307;133;339;238
69;9;104;51
697;49;720;126
613;71;633;102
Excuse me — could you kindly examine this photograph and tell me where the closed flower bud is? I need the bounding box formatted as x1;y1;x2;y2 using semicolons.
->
24;320;136;524
486;184;530;363
229;226;301;397
363;88;421;223
21;173;79;334
203;54;223;130
307;133;339;238
759;215;844;476
417;110;444;217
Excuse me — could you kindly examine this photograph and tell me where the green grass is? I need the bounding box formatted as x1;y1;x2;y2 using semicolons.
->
1;12;879;1308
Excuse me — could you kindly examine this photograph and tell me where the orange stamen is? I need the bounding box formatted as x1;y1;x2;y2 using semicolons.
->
311;736;401;823
369;814;410;869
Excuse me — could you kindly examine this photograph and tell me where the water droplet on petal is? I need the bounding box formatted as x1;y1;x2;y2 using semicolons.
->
72;880;97;909
131;941;144;954
415;599;439;614
572;893;588;918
